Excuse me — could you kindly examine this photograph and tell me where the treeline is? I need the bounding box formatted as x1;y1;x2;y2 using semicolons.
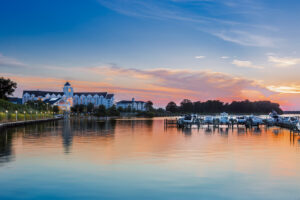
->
70;101;166;117
71;104;120;117
166;99;283;114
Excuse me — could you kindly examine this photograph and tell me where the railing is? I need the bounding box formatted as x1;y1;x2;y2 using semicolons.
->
0;111;55;123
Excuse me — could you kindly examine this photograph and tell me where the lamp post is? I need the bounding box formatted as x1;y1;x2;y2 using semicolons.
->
24;111;26;121
15;110;18;121
30;111;32;120
46;103;49;111
36;111;38;120
5;110;8;122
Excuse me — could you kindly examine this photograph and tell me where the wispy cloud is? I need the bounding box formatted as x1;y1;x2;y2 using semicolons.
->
0;53;26;68
98;0;276;47
195;56;205;59
221;56;229;59
232;59;264;69
268;56;300;67
213;30;274;47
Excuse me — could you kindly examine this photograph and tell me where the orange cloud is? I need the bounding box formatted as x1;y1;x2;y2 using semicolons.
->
4;64;299;110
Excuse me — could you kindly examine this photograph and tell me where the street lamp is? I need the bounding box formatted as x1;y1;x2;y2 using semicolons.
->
24;111;26;121
30;111;32;120
5;110;8;122
15;110;18;121
36;111;38;120
46;103;49;111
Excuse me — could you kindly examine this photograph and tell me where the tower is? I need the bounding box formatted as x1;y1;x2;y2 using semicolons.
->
63;82;73;98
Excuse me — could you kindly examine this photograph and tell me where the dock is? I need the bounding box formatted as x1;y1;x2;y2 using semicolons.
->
164;117;300;131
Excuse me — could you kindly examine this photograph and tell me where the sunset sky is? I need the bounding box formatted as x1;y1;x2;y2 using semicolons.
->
1;0;300;110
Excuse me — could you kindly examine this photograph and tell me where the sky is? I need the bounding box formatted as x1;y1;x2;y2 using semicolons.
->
1;0;300;110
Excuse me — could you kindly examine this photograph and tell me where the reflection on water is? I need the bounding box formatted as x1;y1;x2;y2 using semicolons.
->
0;128;14;165
0;118;300;200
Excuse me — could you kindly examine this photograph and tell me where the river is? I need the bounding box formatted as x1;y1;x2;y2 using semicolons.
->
0;117;300;200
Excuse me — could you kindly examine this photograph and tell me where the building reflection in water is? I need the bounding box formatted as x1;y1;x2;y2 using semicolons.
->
61;118;117;154
62;119;72;154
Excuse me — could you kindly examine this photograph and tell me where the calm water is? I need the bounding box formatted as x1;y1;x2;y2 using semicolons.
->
0;118;300;200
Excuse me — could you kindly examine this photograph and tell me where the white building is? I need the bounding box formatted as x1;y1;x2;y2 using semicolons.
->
22;82;114;110
116;98;147;111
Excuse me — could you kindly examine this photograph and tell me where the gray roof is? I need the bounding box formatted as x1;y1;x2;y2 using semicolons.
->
23;90;64;96
44;98;62;105
23;90;113;98
64;82;71;86
117;100;146;104
74;92;107;97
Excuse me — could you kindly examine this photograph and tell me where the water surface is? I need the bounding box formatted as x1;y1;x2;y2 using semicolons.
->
0;118;300;200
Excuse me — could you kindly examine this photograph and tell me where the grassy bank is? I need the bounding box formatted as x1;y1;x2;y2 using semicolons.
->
0;99;55;123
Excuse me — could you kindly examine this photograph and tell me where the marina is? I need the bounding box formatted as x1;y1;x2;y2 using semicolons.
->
164;111;300;131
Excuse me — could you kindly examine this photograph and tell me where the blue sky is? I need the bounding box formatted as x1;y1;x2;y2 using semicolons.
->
1;0;300;109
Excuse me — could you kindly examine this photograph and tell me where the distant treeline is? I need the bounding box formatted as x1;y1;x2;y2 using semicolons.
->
166;99;283;114
283;111;300;114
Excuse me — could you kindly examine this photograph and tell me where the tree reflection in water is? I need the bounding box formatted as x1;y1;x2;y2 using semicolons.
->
0;128;14;165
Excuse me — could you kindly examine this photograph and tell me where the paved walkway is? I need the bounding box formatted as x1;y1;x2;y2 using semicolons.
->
0;117;63;129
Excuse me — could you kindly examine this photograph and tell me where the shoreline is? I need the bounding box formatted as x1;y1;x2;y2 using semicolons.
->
0;117;63;129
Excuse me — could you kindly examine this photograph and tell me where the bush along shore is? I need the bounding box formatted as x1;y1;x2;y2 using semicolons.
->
0;99;59;123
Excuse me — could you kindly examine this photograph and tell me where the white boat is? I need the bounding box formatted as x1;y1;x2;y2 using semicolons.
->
269;110;281;123
289;117;299;125
265;117;275;125
178;114;198;124
296;122;300;131
249;115;263;126
237;116;246;124
219;112;229;125
204;116;213;124
281;117;290;125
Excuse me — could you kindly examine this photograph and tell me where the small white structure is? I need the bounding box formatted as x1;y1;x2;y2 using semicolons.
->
116;98;147;111
22;82;114;110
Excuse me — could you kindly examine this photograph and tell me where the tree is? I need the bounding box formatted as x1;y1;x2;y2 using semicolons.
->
126;105;132;112
78;104;86;113
117;106;124;112
180;99;193;113
87;103;94;113
145;101;154;111
166;101;178;113
95;105;107;117
107;105;120;116
193;101;202;113
0;77;17;100
53;105;59;114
